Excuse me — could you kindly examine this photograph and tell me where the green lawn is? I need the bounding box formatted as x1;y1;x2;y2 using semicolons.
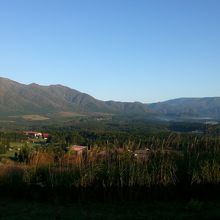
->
0;141;45;160
0;199;219;220
0;142;22;160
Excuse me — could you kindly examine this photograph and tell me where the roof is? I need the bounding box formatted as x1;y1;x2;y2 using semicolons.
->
24;131;42;135
42;133;50;137
69;145;88;152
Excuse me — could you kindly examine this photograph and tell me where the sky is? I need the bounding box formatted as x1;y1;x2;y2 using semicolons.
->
0;0;219;103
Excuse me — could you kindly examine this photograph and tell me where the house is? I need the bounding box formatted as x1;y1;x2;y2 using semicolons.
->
23;131;42;138
42;133;50;140
69;145;88;155
23;131;50;140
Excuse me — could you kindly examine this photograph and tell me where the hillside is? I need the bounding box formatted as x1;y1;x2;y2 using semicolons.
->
148;97;220;119
0;77;220;120
0;77;150;117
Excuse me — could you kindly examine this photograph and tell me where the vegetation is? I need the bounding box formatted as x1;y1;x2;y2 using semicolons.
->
0;128;219;202
0;121;219;220
0;198;220;220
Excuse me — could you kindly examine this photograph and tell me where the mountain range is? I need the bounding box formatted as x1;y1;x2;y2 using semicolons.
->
0;77;220;120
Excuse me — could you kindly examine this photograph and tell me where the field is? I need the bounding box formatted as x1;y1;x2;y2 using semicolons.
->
0;120;220;219
22;115;50;121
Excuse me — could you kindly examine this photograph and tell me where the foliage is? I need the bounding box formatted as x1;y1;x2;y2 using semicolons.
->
0;128;220;201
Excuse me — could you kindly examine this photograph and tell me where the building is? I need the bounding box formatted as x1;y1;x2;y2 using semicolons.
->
69;145;88;155
23;131;42;138
23;131;50;139
42;133;50;140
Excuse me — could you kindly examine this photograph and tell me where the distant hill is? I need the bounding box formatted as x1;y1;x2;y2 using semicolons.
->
0;77;220;120
148;97;220;119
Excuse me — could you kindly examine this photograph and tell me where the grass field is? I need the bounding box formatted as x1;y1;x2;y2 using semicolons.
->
0;131;220;219
22;115;50;121
0;141;45;160
0;198;220;220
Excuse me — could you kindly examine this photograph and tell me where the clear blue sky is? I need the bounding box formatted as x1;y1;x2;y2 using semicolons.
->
0;0;219;103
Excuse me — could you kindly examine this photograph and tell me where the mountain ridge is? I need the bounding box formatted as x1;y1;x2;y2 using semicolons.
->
0;77;152;116
0;77;220;119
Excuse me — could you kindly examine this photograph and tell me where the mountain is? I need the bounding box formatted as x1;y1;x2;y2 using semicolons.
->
0;77;220;120
0;77;150;117
148;97;220;119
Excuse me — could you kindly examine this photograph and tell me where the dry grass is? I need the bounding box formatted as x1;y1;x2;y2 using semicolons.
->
0;135;220;200
22;115;50;121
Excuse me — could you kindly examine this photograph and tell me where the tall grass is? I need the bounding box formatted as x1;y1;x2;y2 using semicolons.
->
0;134;220;201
